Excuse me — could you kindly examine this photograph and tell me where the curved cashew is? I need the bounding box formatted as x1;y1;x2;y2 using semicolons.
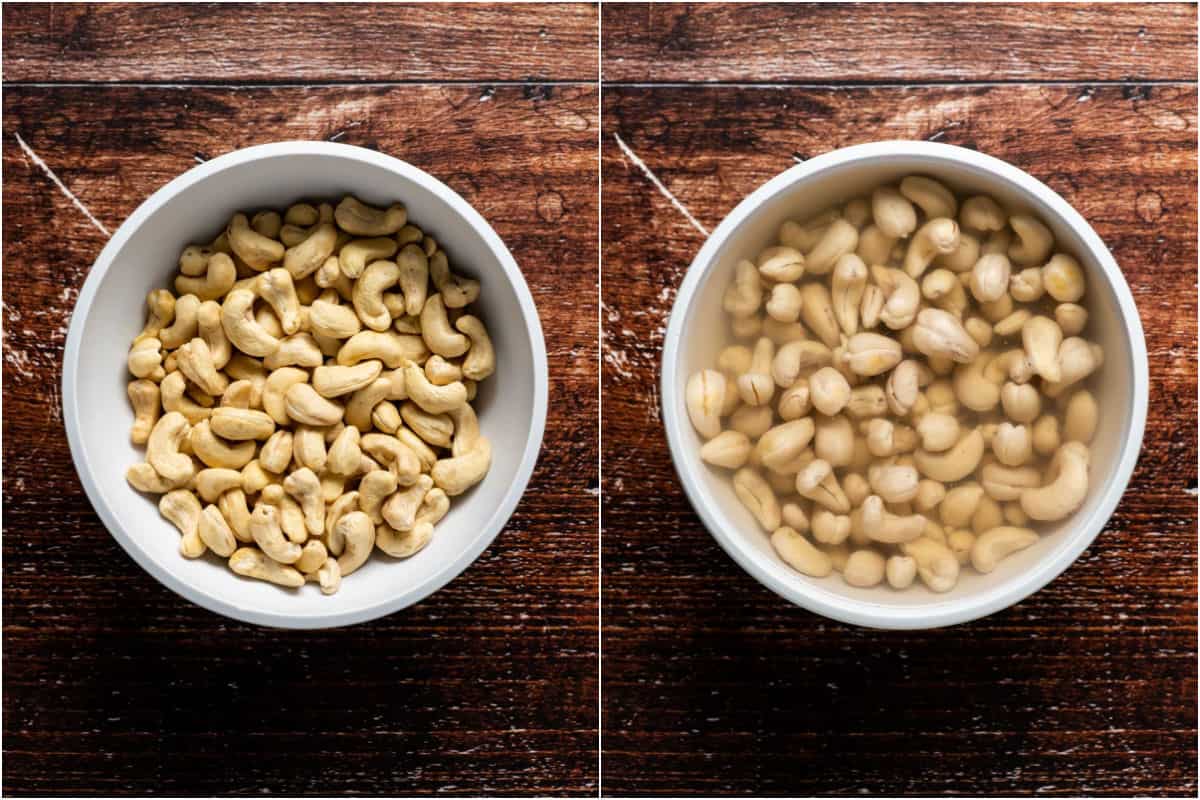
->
338;237;398;280
912;308;979;363
969;253;1012;303
429;250;480;309
284;383;344;426
128;380;160;444
126;462;178;493
372;400;403;433
327;425;363;475
135;289;175;344
375;520;435;559
777;382;811;421
856;224;896;267
194;467;243;503
771;340;831;388
324;491;360;555
922;269;969;316
700;430;752;469
227;213;284;269
1008;214;1054;266
831;254;867;335
249;502;302;564
338;330;429;368
186;419;253;470
262;332;322;371
175;337;228;397
843;332;902;376
404;360;467;414
254;268;302;335
282;467;324;537
980;462;1041;501
335;196;407;237
797;282;841;347
194;301;232;370
779;209;840;251
197;504;238;557
899;536;959;592
900;176;957;219
903;218;959;278
128;336;165;380
971;526;1038;573
449;314;494;381
934;231;981;272
256;429;292;473
345;259;400;331
381;474;434;532
354;470;397;525
1009;267;1045;303
159;294;201;350
220;289;280;357
914;427;984;482
794;459;850;513
755;246;805;282
871;185;917;239
415;488;449;527
229;547;304;587
308;294;362;340
1020;441;1090;521
147;412;195;485
861;495;926;543
389;244;428;316
160;489;205;558
431;436;491;496
811;509;851;545
1022;315;1063;382
771;526;833;577
345;377;393;431
175;252;236;301
1044;337;1103;395
883;360;919;416
420;293;472;359
210;407;275;441
361;433;421;485
960;195;1005;231
260;367;307;424
424;354;463;386
282;222;338;279
313;360;383;398
805;218;859;275
733;468;781;531
868;266;920;329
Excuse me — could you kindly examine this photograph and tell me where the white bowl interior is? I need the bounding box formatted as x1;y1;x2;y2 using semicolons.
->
670;149;1143;626
66;146;544;627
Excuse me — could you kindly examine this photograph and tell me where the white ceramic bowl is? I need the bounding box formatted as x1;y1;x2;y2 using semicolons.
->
662;141;1147;629
64;141;548;629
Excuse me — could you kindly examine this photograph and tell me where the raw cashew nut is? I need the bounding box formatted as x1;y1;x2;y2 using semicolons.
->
284;467;325;536
969;253;1012;303
960;195;1005;231
831;254;868;335
992;422;1033;466
980;463;1042;501
335;196;407;237
210;407;276;441
922;269;969;316
382;475;434;532
128;380;161;444
227;213;284;269
903;218;959;278
1008;214;1054;266
844;549;886;587
809;367;851;416
1042;253;1086;302
429;250;480;309
404;360;467;414
135;289;176;342
159;489;205;557
1022;315;1064;382
868;463;919;504
175;252;236;301
686;370;726;439
885;554;917;589
338;330;428;368
334;510;377;576
352;259;401;331
912;309;979;363
431;436;492;496
396;244;430;316
1063;390;1099;443
733;468;781;531
700;430;752;469
283;223;338;279
456;315;495;381
308;295;362;339
900;536;960;592
198;504;238;557
312;361;383;398
900;176;957;219
914;427;984;482
844;332;902;376
175;338;229;396
771;340;832;387
229;547;304;587
871;186;917;239
885;360;920;415
756;246;805;282
250;503;302;564
770;526;832;577
861;495;926;543
376;520;435;558
128;336;165;380
970;526;1038;573
916;413;960;452
158;294;201;349
1020;442;1090;521
874;266;921;330
798;283;840;348
195;468;243;503
147;412;195;485
756;419;815;472
805;218;859;275
794;459;850;514
221;289;280;357
284;383;345;426
257;268;302;335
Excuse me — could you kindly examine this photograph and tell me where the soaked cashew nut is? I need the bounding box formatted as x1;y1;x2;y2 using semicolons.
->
1008;214;1054;266
912;308;979;363
1022;315;1063;382
922;269;969;316
1042;253;1086;302
733;468;781;531
805;218;859;275
1020;442;1090;521
686;370;726;439
1063;390;1099;443
900;536;959;592
971;526;1038;573
756;246;806;282
969;253;1012;303
844;332;902;376
1010;267;1045;303
980;463;1042;501
844;549;886;587
960;195;1005;232
861;495;926;543
992;422;1033;466
794;459;850;513
831;254;867;335
900;176;957;219
771;526;833;577
871;185;917;239
874;266;921;330
903;218;959;278
914;427;984;482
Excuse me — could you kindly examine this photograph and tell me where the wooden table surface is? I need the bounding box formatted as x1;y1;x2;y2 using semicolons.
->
2;4;598;795
600;4;1198;796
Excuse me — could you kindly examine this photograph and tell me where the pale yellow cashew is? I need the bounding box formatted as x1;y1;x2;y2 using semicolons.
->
856;224;895;268
309;294;363;339
256;268;302;335
262;367;309;424
401;359;466;415
387;244;427;316
198;504;238;557
900;176;957;219
174;251;236;301
871;185;917;239
147;412;195;486
294;540;328;574
175;337;229;396
922;269;969;316
284;383;345;426
347;259;399;332
1022;315;1063;383
846;384;888;419
429;250;480;309
415;488;449;527
227;212;284;269
1063;390;1098;443
431;436;491;496
155;295;199;351
969;253;1012;303
831;253;867;335
861;494;926;543
330;509;376;577
160;489;205;558
194;300;232;370
843;332;902;377
844;549;886;587
771;340;831;388
229;547;304;587
126;462;178;493
1043;337;1103;396
811;509;851;545
1020;441;1090;521
187;419;253;470
345;377;393;431
971;526;1039;573
312;360;383;398
884;554;917;589
794;459;850;513
1054;303;1088;336
292;425;327;473
220;289;280;357
327;425;363;475
804;218;859;275
1010;267;1044;302
382;475;434;532
770;526;833;577
700;430;752;469
375;520;435;558
335;196;407;237
135;289;176;344
425;354;464;386
1042;253;1086;302
755;245;805;282
210;407;275;441
899;536;959;592
258;430;294;473
1008;214;1054;266
128;380;160;444
868;463;919;504
914;427;984;482
685;369;725;439
991;422;1033;467
732;467;781;531
324;491;360;555
736;337;775;407
980;463;1041;501
372;401;402;433
960;195;1005;231
250;502;302;564
283;223;338;279
903;218;959;278
779;209;839;251
1000;381;1040;424
934;231;981;273
339;238;399;280
419;294;469;358
263;332;323;371
128;336;165;380
809;367;851;416
313;557;342;594
870;265;920;330
283;467;325;537
912;308;979;364
361;433;421;485
337;330;428;368
797;282;840;347
194;468;243;503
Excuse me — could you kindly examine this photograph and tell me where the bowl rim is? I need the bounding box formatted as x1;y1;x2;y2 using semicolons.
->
661;140;1148;629
62;140;549;629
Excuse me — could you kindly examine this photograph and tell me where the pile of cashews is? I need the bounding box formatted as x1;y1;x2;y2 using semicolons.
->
125;196;495;593
687;175;1102;593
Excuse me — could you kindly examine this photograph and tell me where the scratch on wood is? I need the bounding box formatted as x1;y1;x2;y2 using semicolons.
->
13;132;111;237
612;132;709;237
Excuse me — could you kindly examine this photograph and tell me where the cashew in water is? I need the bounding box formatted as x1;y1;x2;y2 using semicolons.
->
969;253;1012;303
771;526;832;577
904;218;959;278
844;332;902;376
861;495;926;543
971;526;1038;573
798;283;840;347
1063;390;1098;443
1022;315;1063;383
805;218;859;275
809;367;851;416
686;370;726;439
914;428;984;482
901;536;959;592
871;186;917;239
912;308;979;364
844;549;886;587
873;266;921;330
900;176;957;219
1020;442;1090;521
756;246;806;282
733;468;781;531
1008;215;1054;266
831;254;867;335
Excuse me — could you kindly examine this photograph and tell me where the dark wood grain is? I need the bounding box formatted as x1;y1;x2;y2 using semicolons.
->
602;3;1198;83
600;82;1197;796
2;81;598;795
3;3;599;83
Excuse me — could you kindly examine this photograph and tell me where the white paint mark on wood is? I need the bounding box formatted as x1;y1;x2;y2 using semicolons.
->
613;132;709;237
13;132;111;237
